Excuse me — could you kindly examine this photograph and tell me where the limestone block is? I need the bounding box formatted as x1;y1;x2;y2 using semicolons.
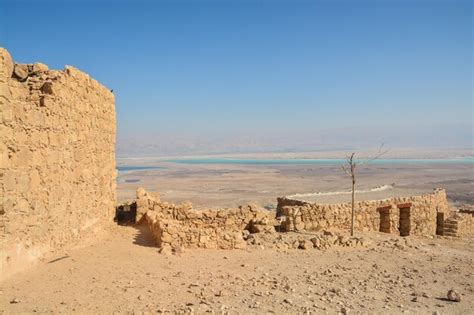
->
29;169;41;190
0;81;11;101
0;48;14;79
0;143;9;167
40;82;54;95
31;63;49;74
13;64;29;81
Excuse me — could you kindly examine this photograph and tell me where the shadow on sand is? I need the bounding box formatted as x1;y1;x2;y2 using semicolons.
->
131;223;157;248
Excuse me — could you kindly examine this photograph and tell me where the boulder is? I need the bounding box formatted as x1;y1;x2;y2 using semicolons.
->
13;64;29;81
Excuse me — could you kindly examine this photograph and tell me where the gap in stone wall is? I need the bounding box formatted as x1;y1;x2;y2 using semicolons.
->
436;212;445;235
115;202;137;225
378;207;391;233
399;207;411;236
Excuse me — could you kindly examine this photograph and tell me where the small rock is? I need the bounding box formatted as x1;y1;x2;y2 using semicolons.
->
10;298;21;304
13;64;28;81
171;245;184;255
158;245;172;255
298;239;310;250
215;289;229;297
411;297;418;302
447;289;461;302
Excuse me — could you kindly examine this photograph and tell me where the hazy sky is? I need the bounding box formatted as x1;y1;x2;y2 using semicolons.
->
1;0;472;155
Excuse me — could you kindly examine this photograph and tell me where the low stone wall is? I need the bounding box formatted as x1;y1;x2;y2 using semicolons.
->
145;213;247;250
278;189;449;237
456;213;474;237
137;188;275;250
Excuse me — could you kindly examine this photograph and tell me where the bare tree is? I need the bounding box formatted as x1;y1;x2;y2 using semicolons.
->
342;153;357;236
342;144;388;236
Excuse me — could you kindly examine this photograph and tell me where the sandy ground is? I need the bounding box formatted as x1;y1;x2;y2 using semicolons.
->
1;225;473;314
2;157;472;313
117;161;474;209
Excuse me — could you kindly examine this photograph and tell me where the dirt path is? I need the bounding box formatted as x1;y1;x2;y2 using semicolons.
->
1;225;473;314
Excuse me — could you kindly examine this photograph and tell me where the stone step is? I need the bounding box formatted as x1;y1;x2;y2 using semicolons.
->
444;220;458;225
444;225;458;231
443;229;458;234
444;232;458;237
444;223;458;229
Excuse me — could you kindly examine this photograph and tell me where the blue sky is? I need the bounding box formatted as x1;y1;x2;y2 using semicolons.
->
0;0;472;155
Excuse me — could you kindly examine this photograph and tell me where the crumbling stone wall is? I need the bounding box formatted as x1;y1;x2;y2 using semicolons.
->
278;189;449;237
456;214;474;237
136;188;275;250
443;213;474;237
0;48;116;279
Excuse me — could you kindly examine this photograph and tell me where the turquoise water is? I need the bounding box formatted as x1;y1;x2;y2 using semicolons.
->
117;166;166;172
168;157;474;165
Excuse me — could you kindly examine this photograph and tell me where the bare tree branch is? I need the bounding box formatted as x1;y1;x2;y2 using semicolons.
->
341;144;388;236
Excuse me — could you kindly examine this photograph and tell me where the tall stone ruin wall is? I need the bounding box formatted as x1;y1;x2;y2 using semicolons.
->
0;48;116;280
136;189;275;250
278;189;450;236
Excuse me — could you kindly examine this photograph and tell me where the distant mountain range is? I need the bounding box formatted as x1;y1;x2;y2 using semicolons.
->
117;123;473;158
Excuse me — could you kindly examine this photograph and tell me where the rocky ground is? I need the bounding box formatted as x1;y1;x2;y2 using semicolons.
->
1;225;473;314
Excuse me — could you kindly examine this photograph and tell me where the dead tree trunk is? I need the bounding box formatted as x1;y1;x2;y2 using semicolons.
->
342;145;387;237
342;153;356;236
351;173;355;236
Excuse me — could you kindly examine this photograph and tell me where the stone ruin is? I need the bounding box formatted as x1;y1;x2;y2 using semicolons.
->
1;47;473;277
134;188;276;252
0;48;116;280
277;188;474;238
117;187;474;255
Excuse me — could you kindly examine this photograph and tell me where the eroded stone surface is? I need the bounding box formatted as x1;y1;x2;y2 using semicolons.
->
0;47;116;280
136;188;275;250
278;189;450;236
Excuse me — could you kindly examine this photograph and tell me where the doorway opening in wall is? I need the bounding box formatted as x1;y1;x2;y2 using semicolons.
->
398;203;411;236
436;212;444;235
378;206;391;233
115;202;137;225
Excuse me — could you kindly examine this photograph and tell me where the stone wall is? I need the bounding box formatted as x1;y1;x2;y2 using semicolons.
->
278;189;450;237
0;48;116;280
456;214;474;237
136;189;275;250
443;212;474;237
